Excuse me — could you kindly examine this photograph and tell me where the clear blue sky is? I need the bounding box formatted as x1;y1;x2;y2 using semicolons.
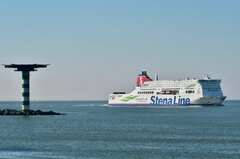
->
0;0;239;100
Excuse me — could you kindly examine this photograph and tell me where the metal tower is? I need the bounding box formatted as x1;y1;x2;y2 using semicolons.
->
3;64;49;112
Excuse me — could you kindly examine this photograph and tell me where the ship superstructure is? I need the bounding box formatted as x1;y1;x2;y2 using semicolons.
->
108;71;226;106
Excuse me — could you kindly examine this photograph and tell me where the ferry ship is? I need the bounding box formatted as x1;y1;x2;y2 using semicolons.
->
108;71;226;106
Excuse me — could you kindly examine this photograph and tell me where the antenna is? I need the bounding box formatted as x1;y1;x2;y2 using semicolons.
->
154;73;158;81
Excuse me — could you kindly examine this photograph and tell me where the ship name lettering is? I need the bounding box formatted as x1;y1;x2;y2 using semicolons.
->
151;96;190;105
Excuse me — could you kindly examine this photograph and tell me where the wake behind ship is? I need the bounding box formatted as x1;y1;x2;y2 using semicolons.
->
108;71;226;106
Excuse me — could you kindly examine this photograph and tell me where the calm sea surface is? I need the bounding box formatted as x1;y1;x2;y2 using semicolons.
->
0;100;239;159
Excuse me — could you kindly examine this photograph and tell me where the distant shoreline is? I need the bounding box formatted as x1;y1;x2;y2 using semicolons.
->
0;100;108;102
0;100;239;103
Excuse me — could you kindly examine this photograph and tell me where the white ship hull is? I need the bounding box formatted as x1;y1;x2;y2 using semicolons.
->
108;94;226;106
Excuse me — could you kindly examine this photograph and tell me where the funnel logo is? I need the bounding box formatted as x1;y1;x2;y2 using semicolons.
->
136;76;152;86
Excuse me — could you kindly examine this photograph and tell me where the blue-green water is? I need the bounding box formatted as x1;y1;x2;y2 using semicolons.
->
0;101;240;159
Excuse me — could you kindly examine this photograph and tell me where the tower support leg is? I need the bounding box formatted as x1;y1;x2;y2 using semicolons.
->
22;71;30;111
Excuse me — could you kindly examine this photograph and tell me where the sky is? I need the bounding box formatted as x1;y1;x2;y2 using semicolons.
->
0;0;239;100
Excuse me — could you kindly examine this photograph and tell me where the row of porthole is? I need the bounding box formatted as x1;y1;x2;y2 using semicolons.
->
137;91;154;94
185;90;195;94
205;90;219;92
204;87;220;90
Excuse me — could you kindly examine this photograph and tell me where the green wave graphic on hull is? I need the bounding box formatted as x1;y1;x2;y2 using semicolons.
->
185;83;197;89
121;95;138;102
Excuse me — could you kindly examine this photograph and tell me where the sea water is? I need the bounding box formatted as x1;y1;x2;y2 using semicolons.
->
0;100;239;159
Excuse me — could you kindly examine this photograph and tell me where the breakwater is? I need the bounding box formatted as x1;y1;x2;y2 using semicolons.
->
0;109;65;115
